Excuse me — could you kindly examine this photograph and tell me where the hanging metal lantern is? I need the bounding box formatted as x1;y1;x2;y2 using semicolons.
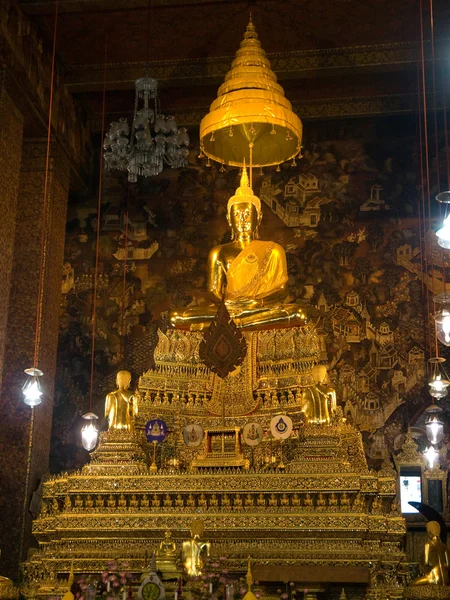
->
22;367;44;407
81;412;99;451
199;17;302;168
428;357;450;399
424;405;445;445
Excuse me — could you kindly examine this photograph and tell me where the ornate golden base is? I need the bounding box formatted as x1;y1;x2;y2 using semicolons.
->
23;328;409;598
404;586;450;599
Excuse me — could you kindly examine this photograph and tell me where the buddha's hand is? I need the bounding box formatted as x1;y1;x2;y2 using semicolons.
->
226;298;259;309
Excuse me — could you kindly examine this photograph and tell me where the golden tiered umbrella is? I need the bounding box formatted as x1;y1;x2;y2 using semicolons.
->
200;16;302;169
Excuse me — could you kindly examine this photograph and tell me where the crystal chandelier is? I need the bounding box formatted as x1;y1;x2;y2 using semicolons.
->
103;76;189;182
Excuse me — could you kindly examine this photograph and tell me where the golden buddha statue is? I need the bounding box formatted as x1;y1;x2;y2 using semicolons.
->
292;493;301;506
0;554;14;600
170;168;306;331
411;521;450;586
257;493;265;507
245;494;253;507
156;531;180;579
182;520;210;577
105;370;137;431
304;493;313;508
301;365;337;425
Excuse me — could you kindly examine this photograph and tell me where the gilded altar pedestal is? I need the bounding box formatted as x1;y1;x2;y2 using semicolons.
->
24;328;410;599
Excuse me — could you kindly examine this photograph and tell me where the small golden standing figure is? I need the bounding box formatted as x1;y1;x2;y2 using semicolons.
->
411;521;450;586
301;365;336;425
182;520;210;576
105;370;137;431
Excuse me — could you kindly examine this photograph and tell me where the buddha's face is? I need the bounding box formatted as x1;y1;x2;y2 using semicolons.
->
228;202;259;235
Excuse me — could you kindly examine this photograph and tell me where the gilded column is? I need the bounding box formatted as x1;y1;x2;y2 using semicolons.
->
0;139;70;578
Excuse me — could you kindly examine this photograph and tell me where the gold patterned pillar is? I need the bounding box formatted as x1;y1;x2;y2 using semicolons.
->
0;138;70;578
0;65;24;391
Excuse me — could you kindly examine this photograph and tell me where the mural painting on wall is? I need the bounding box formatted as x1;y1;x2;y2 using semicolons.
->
53;115;449;472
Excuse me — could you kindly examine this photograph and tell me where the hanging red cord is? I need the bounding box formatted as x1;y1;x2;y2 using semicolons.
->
120;189;130;363
419;0;440;360
428;0;440;194
89;32;108;413
33;0;59;369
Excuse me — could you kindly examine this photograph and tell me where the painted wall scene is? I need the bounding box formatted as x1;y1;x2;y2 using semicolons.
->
53;114;449;473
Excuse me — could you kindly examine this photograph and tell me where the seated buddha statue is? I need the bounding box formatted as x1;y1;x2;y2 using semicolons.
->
156;531;180;579
170;167;306;331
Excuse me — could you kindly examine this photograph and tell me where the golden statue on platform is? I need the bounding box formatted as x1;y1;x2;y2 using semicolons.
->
411;521;450;586
156;531;180;579
301;365;337;425
181;520;210;576
170;168;306;331
105;370;137;431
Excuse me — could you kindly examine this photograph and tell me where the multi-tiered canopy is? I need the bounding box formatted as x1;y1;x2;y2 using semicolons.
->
200;17;303;168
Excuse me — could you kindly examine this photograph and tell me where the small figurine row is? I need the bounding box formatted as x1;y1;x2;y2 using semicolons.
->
40;492;400;513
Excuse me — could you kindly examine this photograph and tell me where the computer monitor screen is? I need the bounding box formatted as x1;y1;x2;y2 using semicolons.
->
399;475;421;513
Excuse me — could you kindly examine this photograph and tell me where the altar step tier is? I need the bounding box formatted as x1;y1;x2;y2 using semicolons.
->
28;469;405;577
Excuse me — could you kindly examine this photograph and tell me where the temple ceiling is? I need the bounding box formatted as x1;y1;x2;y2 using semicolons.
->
18;0;450;127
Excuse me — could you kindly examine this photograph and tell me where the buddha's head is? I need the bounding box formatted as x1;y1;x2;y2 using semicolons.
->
426;520;441;540
116;370;132;390
190;519;204;539
312;364;328;385
227;167;261;238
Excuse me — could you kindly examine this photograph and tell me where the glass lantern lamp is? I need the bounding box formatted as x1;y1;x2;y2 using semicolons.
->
428;357;450;399
436;215;450;249
424;405;445;445
22;367;44;407
435;191;450;249
434;294;450;346
423;445;439;469
81;412;99;451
